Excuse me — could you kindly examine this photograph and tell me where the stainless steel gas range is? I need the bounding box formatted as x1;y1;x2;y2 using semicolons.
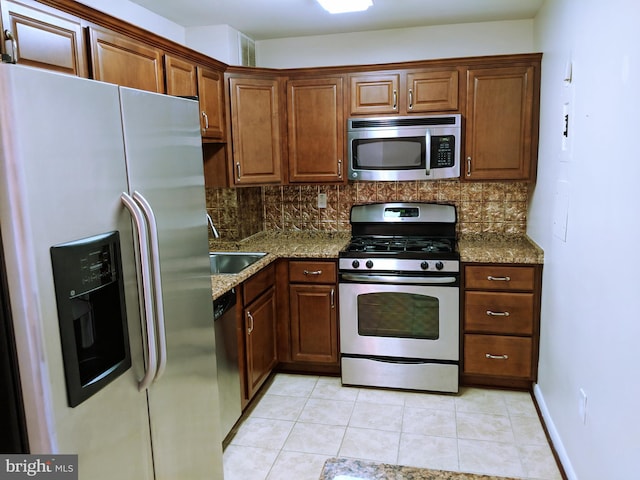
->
339;202;460;393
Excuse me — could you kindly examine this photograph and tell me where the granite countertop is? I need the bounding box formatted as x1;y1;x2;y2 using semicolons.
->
209;231;351;300
209;231;543;300
458;234;544;264
320;457;517;480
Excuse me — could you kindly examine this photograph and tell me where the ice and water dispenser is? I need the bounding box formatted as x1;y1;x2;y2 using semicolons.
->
50;231;131;407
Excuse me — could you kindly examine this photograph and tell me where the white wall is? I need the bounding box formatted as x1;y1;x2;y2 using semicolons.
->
76;0;185;44
256;20;534;68
530;1;640;479
185;25;241;65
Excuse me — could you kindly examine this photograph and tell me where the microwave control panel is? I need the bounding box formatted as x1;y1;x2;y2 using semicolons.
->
431;135;455;168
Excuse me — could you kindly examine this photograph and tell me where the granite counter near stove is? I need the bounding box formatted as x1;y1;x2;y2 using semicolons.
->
320;457;518;480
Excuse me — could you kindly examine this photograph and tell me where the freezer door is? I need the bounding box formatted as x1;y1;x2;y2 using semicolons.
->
119;87;224;480
0;65;153;478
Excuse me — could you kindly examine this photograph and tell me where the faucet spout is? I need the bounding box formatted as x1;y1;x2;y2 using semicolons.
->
206;213;220;239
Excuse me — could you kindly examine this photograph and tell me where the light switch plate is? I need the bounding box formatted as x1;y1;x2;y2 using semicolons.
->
318;193;327;209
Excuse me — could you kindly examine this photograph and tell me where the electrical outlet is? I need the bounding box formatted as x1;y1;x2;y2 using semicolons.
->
318;193;327;209
578;388;588;424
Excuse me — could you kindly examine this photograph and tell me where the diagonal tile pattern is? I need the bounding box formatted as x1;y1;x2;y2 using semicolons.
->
223;374;563;480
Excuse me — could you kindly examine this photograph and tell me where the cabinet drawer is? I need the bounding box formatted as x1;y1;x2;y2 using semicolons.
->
289;261;336;284
465;265;536;291
464;334;532;378
243;263;275;305
464;292;534;335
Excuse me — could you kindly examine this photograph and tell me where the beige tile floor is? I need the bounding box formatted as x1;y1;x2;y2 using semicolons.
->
223;373;563;480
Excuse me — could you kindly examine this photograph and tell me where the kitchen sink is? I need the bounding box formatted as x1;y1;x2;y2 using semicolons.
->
209;252;267;274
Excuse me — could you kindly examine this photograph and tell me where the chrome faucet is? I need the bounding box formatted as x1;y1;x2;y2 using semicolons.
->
206;213;220;239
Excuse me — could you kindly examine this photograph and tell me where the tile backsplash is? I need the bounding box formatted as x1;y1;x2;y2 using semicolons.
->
206;180;529;240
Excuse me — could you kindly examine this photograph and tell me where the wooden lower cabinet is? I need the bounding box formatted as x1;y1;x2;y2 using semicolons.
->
289;284;337;364
276;259;340;374
461;263;542;389
240;264;277;404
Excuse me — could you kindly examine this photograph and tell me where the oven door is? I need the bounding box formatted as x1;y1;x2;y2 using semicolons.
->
339;276;459;361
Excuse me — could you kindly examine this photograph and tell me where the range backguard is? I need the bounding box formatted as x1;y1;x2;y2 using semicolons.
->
50;231;132;407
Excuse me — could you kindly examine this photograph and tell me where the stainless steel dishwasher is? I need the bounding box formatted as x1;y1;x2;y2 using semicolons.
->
213;288;242;439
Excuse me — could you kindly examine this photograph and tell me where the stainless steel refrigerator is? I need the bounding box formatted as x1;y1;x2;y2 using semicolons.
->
0;64;224;479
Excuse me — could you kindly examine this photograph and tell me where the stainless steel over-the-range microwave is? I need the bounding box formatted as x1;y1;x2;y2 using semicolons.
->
347;114;462;181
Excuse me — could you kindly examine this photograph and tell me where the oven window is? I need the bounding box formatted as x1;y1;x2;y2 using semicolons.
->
353;138;425;169
357;292;439;340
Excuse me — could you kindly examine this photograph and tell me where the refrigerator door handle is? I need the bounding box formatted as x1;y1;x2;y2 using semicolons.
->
121;192;158;391
132;191;168;382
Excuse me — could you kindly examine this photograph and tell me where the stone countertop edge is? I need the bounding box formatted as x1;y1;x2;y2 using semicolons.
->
209;231;544;300
319;457;518;479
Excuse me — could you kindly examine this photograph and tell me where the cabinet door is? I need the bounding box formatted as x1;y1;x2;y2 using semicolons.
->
244;287;277;399
465;65;536;180
164;54;196;96
289;284;338;364
197;66;225;141
1;0;86;76
406;69;458;112
287;76;345;183
349;73;399;115
87;26;164;93
229;76;282;184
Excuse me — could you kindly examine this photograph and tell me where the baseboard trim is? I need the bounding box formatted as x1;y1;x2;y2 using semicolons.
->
533;383;578;480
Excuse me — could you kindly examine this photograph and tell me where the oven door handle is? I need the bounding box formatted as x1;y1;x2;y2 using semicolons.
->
340;273;458;284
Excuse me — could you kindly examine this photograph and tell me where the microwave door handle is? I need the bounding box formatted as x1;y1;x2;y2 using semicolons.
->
425;128;431;177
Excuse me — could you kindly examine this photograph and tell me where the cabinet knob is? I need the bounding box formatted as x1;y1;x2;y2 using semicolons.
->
466;156;472;176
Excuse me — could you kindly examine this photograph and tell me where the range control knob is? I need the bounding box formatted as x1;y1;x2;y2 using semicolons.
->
351;260;360;269
365;260;374;269
420;261;429;270
435;261;444;271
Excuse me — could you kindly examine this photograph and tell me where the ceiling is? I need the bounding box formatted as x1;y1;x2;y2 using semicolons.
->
128;0;545;41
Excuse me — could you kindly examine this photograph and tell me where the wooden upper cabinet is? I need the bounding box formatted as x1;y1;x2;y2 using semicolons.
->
350;72;400;115
1;0;86;76
87;26;164;93
464;64;538;181
228;76;282;185
287;76;345;183
164;54;197;96
349;68;458;115
165;58;225;141
406;69;459;112
197;66;225;141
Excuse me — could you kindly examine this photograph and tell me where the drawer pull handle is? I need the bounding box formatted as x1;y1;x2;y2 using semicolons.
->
485;353;509;360
487;275;511;282
486;310;510;317
304;270;323;276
